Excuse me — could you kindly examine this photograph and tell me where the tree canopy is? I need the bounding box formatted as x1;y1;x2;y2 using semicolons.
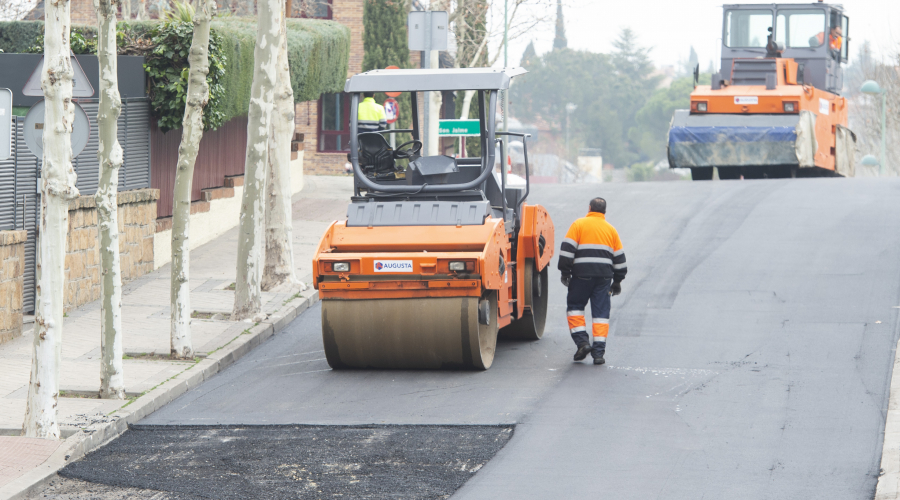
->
512;27;705;168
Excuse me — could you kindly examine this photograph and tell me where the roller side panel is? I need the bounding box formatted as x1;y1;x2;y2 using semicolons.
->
311;221;338;291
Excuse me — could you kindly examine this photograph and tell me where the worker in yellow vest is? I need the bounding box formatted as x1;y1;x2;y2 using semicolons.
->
358;92;387;133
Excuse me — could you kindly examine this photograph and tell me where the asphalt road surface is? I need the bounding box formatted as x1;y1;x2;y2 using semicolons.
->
61;178;900;499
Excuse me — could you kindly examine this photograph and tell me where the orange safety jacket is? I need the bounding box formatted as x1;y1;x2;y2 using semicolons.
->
558;212;627;281
815;32;842;50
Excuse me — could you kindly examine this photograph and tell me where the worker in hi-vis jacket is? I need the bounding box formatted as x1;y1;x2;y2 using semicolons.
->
558;197;627;365
357;92;387;133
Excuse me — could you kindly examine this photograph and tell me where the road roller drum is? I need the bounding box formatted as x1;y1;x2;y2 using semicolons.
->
322;294;498;370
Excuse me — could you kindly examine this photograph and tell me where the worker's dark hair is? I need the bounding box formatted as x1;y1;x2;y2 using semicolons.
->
589;197;607;214
363;92;375;98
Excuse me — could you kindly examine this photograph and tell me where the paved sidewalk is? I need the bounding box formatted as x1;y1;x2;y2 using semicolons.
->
0;176;352;497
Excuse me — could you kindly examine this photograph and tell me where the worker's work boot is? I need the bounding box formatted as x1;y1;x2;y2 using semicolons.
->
593;357;605;365
574;344;592;361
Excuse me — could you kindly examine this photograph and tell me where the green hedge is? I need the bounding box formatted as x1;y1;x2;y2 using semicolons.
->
212;18;350;109
0;19;350;128
0;21;44;54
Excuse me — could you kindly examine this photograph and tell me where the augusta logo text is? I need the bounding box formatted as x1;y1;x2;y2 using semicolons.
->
374;260;414;272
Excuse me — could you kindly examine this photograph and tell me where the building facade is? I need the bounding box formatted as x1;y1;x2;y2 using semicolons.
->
295;0;421;175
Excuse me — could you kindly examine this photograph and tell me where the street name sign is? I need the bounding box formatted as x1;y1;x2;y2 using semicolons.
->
22;54;95;97
0;88;11;161
439;119;480;137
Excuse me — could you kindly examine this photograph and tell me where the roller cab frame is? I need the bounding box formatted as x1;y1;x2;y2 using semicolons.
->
313;68;555;370
668;3;856;180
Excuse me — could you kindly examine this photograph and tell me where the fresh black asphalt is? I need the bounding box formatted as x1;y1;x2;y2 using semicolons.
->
60;425;511;499
63;178;900;499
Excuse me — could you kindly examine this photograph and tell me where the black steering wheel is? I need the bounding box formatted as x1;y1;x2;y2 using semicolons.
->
393;140;423;159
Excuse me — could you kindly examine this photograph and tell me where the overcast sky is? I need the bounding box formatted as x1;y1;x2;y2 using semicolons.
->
490;0;900;72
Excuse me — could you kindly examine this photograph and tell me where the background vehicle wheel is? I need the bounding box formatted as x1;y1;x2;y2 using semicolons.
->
690;167;713;181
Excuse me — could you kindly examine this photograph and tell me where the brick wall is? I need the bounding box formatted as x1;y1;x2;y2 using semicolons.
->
65;188;158;312
0;231;26;344
70;0;97;24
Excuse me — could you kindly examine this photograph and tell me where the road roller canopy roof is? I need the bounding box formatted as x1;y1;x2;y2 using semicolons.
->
344;67;527;93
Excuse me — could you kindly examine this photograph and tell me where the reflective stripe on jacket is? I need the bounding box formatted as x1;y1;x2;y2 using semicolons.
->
558;212;627;281
358;97;387;132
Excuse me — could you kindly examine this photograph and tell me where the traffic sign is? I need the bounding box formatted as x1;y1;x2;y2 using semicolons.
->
438;119;480;137
0;88;11;161
384;66;402;97
384;98;399;124
408;11;448;51
23;99;91;157
22;54;94;98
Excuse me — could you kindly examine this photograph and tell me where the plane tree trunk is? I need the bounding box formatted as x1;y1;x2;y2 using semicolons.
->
232;0;281;319
261;13;299;292
170;0;216;358
23;0;80;438
95;0;125;399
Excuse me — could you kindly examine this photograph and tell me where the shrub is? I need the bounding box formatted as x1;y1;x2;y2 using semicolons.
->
143;21;227;132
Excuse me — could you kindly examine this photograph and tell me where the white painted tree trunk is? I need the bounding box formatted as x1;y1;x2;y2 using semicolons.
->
232;0;281;320
95;0;124;399
170;0;215;359
136;0;147;20
23;0;80;439
121;0;130;18
459;90;476;121
261;14;300;292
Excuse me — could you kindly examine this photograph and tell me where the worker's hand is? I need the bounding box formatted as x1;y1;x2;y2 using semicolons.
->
610;281;622;296
561;275;571;288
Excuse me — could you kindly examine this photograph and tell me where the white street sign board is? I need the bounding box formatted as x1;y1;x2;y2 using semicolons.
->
22;55;94;97
23;99;91;158
0;88;11;161
408;11;448;51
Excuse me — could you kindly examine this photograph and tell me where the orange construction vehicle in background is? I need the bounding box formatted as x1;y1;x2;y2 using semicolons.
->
668;2;856;180
313;68;554;370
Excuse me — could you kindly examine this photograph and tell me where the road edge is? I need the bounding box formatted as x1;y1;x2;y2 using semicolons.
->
0;290;319;500
876;330;900;499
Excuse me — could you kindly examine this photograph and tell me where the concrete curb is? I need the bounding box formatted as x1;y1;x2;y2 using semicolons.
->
0;290;319;500
876;332;900;500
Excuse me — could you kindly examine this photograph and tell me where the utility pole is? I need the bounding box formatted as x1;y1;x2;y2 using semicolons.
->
421;10;432;156
500;0;508;192
860;80;887;175
565;102;577;161
880;91;887;175
409;8;447;156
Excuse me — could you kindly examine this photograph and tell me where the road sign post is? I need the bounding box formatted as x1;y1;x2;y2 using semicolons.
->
0;88;11;161
409;10;448;157
384;97;399;149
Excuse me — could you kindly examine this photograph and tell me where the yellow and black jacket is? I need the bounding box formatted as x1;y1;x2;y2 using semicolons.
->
558;212;627;281
358;97;387;133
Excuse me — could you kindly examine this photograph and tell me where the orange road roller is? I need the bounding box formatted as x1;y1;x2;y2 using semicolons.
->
313;68;554;370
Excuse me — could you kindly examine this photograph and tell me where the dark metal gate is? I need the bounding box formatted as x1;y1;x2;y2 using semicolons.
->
2;97;151;313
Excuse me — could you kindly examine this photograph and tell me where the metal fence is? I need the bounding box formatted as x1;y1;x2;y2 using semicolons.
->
1;98;151;312
151;116;248;219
